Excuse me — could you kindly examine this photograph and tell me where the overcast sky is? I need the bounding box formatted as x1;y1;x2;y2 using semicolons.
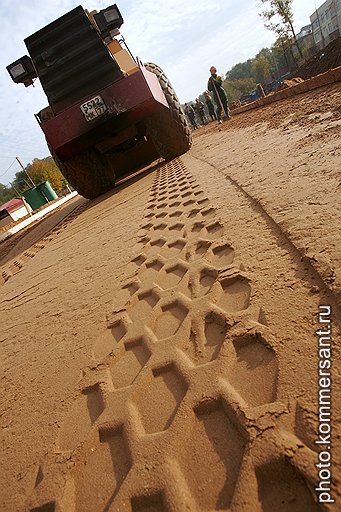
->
0;0;314;185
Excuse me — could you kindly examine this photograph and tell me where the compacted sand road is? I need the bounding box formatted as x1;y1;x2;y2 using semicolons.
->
0;83;340;511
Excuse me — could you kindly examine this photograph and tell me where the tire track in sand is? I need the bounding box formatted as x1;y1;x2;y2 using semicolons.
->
28;159;328;512
190;153;341;317
0;201;89;288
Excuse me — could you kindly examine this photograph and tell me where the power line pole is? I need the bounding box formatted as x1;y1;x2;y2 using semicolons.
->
10;182;21;196
16;157;35;187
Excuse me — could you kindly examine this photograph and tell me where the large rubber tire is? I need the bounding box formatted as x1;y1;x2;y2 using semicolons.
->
144;62;192;160
51;148;116;200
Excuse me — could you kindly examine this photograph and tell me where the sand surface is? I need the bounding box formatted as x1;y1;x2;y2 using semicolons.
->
1;83;340;511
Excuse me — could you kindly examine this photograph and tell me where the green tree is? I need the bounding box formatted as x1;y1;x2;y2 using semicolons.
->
11;170;31;194
259;0;302;58
0;183;16;204
225;60;253;80
251;54;271;83
273;33;297;68
10;157;67;196
26;157;66;193
222;77;257;103
271;38;289;70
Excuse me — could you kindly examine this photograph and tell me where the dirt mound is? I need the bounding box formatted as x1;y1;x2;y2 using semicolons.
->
278;77;304;89
293;37;341;80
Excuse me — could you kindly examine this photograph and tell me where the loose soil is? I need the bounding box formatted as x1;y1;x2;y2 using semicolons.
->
1;81;340;512
293;37;341;80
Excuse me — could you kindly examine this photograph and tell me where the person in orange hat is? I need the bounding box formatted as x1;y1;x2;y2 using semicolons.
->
207;66;231;123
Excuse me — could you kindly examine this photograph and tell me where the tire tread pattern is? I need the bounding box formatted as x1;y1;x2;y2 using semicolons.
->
144;62;192;160
51;148;115;200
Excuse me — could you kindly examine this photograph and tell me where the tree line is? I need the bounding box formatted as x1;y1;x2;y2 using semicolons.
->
221;43;289;104
0;156;68;205
202;0;307;104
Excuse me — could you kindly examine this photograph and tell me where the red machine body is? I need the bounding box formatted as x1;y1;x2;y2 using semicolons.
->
7;4;191;198
38;62;169;160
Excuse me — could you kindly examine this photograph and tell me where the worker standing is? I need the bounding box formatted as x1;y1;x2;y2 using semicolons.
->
204;91;217;121
207;66;231;123
184;103;198;130
195;98;208;125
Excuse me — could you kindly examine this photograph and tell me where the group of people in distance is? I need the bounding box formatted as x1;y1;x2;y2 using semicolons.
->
184;66;231;130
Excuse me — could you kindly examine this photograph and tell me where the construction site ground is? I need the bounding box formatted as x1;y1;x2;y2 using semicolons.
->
0;80;340;512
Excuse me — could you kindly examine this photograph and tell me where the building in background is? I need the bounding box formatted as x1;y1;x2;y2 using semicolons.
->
310;0;341;49
0;198;32;229
294;24;315;58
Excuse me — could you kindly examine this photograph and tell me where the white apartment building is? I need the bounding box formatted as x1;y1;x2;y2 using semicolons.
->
310;0;341;47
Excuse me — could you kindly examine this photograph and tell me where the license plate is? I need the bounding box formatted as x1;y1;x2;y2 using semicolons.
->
80;95;107;122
